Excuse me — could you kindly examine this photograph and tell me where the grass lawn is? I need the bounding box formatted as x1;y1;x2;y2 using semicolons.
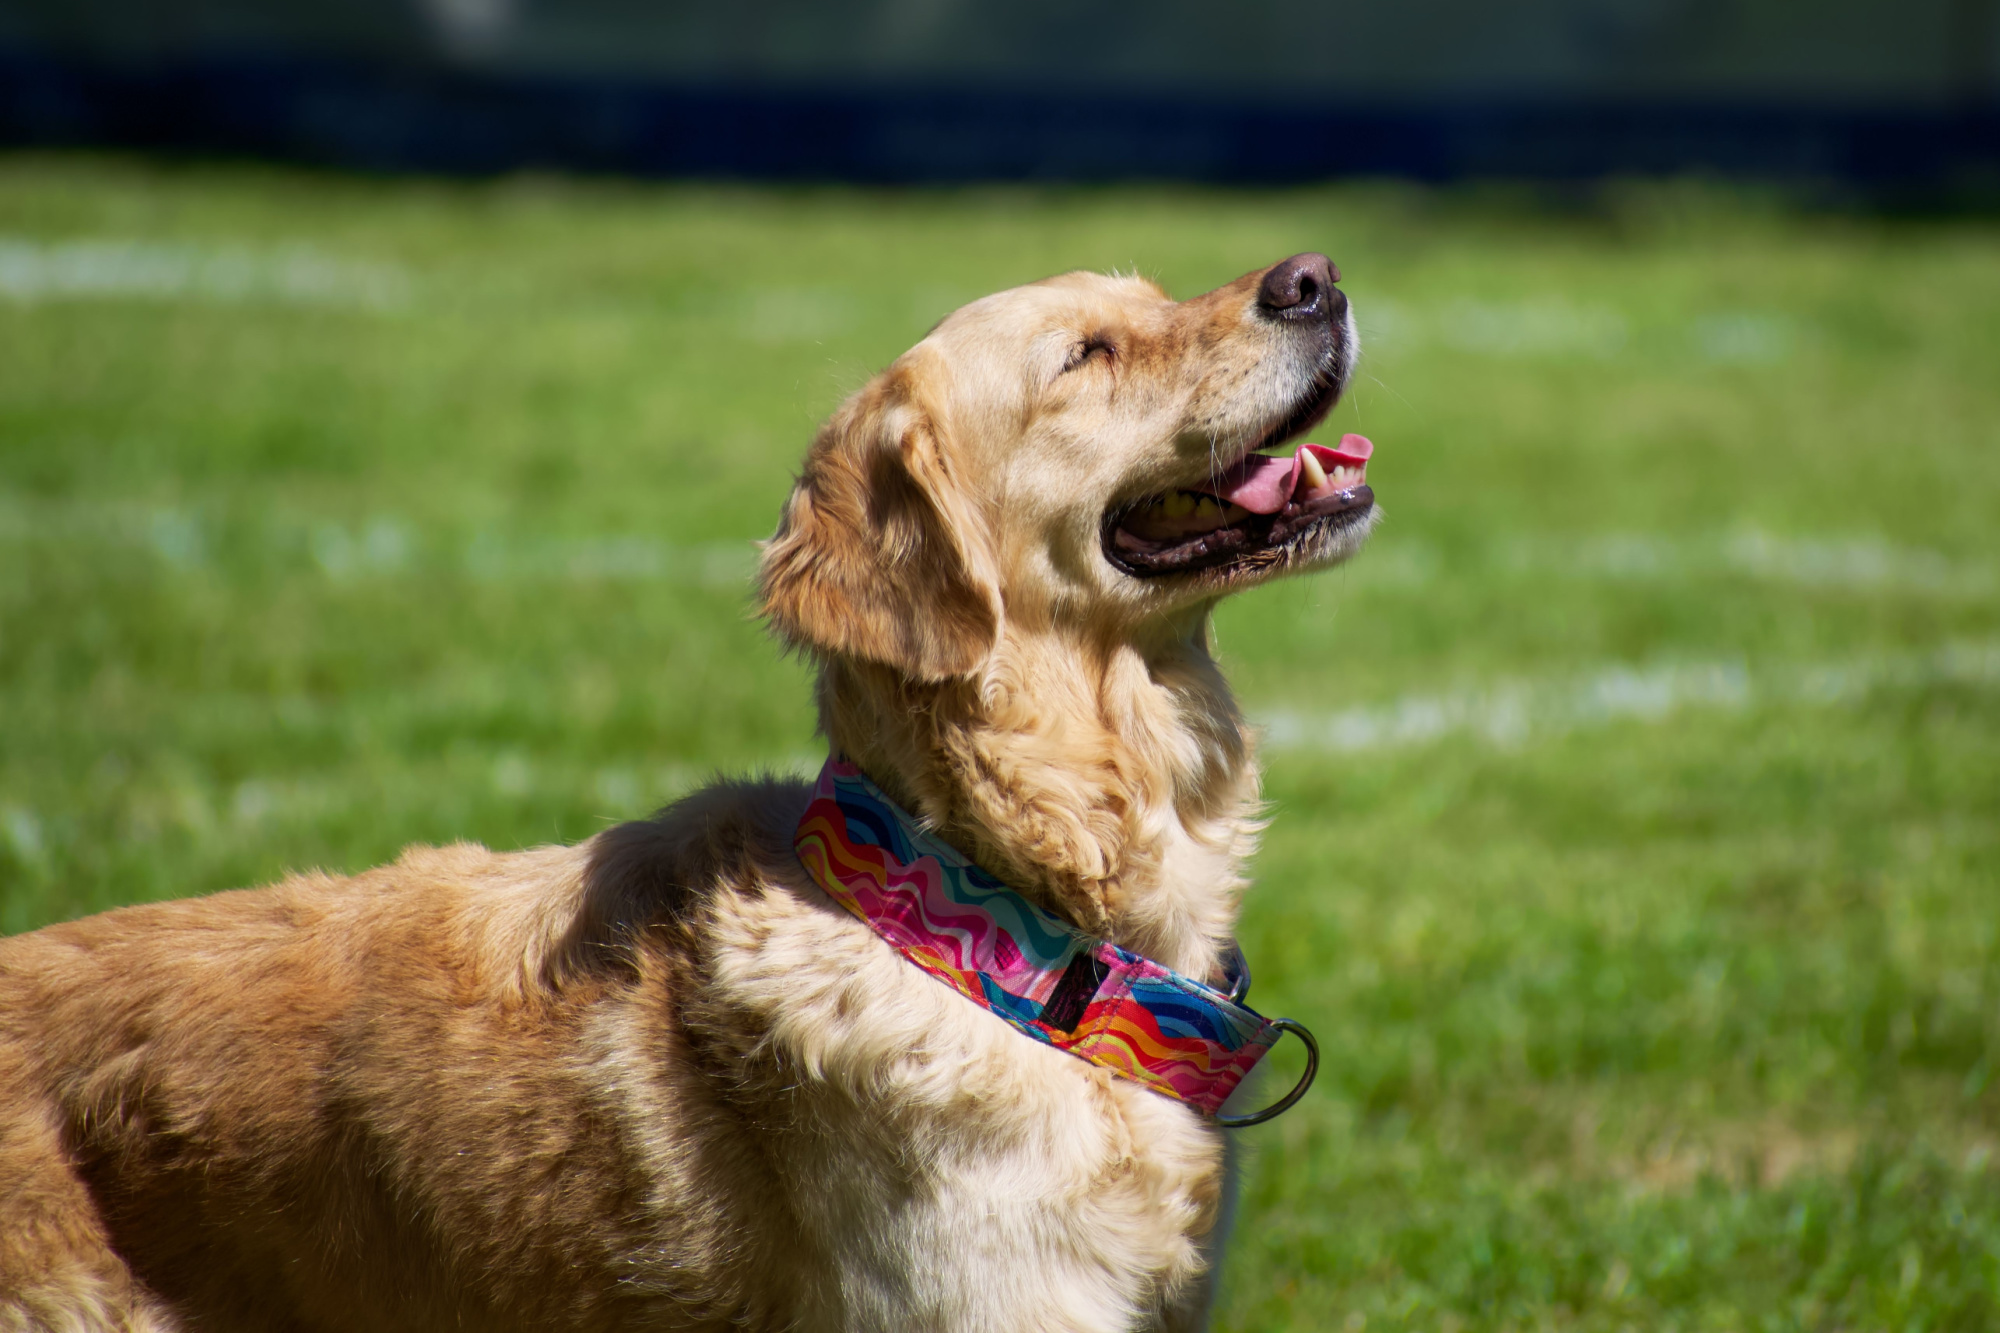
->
1;156;1996;1330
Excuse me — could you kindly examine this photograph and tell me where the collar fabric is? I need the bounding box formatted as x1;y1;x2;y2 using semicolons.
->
792;755;1283;1116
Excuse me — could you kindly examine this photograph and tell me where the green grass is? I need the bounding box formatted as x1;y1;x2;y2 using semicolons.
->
2;157;1996;1330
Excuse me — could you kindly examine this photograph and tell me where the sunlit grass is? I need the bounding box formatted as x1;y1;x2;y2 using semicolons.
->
2;157;1995;1330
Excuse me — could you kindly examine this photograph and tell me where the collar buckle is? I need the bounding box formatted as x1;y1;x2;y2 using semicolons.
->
1214;1017;1319;1129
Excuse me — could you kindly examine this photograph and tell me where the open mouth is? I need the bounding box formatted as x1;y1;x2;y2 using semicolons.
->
1103;435;1375;579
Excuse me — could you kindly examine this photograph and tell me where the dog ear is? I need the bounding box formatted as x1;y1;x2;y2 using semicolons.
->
759;374;1000;681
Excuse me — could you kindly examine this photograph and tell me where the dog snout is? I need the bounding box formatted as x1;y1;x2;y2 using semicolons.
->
1257;252;1346;324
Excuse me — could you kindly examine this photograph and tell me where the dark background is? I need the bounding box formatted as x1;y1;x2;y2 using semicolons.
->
3;0;1997;185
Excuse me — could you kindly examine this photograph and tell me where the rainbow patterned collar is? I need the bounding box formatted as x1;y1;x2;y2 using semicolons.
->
793;756;1317;1125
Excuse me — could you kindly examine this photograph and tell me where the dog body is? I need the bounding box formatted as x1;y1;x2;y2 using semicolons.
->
1;255;1371;1332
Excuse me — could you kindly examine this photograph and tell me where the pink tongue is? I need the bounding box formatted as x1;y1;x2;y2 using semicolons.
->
1196;435;1373;515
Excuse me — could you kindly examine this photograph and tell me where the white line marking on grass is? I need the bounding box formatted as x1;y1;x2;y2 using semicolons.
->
0;238;411;310
0;497;759;589
1349;529;1995;600
1359;300;1796;364
1693;312;1794;364
315;519;413;577
738;287;858;345
461;533;756;587
1363;297;1628;359
1256;640;2000;754
4;494;1989;602
1;806;45;866
1563;530;1994;597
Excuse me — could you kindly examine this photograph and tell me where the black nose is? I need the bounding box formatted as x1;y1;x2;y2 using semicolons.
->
1258;252;1345;322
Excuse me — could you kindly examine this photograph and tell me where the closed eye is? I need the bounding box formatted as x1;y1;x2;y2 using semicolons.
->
1061;337;1114;373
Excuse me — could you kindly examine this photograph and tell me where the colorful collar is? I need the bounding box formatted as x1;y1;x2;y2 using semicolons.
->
793;756;1316;1124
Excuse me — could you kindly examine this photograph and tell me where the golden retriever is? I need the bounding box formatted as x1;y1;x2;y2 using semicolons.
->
0;252;1374;1332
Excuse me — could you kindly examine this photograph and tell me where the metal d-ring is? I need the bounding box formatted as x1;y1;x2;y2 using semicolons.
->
1215;1017;1320;1129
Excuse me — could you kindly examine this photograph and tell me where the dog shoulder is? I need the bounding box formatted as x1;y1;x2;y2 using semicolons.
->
543;774;813;987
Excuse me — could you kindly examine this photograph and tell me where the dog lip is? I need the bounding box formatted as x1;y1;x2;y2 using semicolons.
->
1101;484;1375;579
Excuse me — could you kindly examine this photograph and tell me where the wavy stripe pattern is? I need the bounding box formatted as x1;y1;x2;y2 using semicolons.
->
793;756;1280;1115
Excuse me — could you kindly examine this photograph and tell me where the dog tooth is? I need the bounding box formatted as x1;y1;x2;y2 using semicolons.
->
1299;451;1329;491
1193;495;1221;519
1164;491;1194;518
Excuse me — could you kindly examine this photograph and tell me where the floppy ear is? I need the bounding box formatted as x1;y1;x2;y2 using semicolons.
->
758;375;1000;681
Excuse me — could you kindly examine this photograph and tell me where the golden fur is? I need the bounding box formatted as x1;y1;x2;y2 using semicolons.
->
0;257;1371;1332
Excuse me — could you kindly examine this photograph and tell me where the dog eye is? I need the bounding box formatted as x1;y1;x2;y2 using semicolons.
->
1061;338;1113;373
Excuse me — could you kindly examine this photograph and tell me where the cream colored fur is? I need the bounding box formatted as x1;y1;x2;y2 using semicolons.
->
0;258;1369;1332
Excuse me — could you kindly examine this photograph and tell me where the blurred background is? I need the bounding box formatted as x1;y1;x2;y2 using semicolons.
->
2;4;1997;1332
3;0;1999;185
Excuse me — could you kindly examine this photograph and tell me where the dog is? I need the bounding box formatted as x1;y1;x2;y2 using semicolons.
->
0;252;1375;1332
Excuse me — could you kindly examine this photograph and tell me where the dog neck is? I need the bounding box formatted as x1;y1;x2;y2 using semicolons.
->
815;611;1260;980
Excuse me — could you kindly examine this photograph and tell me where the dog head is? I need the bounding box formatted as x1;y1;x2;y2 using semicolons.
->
760;253;1373;682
